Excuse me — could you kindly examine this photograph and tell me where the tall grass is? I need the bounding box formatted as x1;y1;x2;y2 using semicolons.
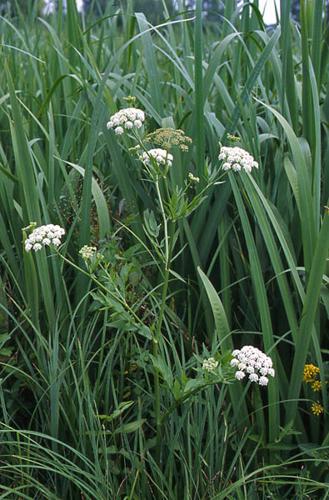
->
0;0;328;497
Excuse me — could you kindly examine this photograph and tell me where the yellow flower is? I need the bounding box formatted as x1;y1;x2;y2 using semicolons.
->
311;380;322;392
311;402;324;416
303;364;320;383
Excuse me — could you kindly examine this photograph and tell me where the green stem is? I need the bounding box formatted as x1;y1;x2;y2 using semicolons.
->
155;180;169;264
153;180;175;460
153;257;171;459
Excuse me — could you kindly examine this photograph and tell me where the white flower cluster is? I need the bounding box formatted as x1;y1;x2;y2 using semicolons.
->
230;346;275;386
218;146;259;173
107;108;145;135
25;224;65;252
79;245;97;260
202;357;219;372
141;148;173;168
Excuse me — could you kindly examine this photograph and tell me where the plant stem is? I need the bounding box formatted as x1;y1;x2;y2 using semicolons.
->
153;180;174;461
155;180;169;264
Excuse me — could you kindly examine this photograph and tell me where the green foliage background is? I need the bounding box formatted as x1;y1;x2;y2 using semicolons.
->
0;0;328;497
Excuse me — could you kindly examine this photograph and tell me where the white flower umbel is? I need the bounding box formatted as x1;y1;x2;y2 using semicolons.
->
230;346;274;386
218;146;259;173
107;108;145;135
24;224;65;252
202;357;219;372
141;148;173;168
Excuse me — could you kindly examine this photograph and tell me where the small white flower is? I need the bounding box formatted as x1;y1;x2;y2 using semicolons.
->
259;376;269;386
134;119;143;128
34;243;42;251
249;373;259;383
230;359;239;367
235;371;246;380
268;368;275;378
218;146;258;173
107;107;145;135
127;110;136;121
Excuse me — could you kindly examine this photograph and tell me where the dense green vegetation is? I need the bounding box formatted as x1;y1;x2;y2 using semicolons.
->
0;0;328;497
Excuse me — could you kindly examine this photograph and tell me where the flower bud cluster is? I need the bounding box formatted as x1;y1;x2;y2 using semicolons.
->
188;172;200;183
303;363;322;392
107;108;145;135
79;245;97;260
25;224;65;252
202;357;219;372
230;346;274;386
218;146;258;173
141;148;173;168
303;363;320;383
